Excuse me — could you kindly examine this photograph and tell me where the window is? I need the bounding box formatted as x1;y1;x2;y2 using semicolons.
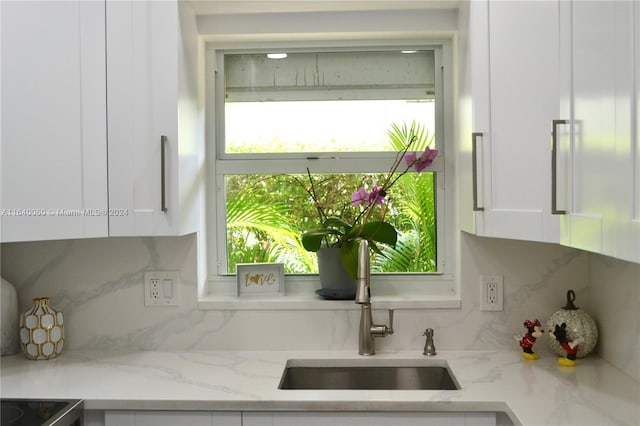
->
206;43;454;295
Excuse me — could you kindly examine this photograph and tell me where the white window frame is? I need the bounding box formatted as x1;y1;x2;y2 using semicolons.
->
202;39;458;309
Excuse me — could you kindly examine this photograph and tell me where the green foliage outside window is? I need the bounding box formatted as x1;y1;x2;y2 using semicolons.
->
224;124;437;274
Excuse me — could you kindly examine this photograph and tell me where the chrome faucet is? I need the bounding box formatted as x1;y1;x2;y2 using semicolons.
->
423;328;436;356
355;240;394;355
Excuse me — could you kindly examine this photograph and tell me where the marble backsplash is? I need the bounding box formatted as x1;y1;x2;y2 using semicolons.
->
1;232;638;380
590;254;640;381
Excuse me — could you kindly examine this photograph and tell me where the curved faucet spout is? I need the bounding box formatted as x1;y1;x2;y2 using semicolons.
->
354;239;394;355
355;240;370;304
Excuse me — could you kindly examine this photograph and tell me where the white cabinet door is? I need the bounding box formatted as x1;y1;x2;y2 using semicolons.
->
242;411;497;426
560;1;616;255
482;0;560;242
457;0;489;235
460;0;560;243
104;410;241;426
615;1;640;263
558;1;639;263
106;0;201;237
0;0;108;242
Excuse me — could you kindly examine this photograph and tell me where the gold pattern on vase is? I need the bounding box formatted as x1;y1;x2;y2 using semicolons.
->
19;297;64;360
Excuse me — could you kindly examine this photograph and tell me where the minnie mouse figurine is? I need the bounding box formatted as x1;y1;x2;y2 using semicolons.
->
516;319;544;360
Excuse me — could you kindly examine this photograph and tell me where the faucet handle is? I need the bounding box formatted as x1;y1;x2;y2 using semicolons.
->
387;309;394;335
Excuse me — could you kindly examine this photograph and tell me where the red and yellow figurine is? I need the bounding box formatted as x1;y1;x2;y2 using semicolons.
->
516;319;544;360
549;322;582;367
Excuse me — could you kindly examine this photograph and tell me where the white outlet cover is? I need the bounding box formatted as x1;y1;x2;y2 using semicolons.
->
144;271;180;307
480;275;503;311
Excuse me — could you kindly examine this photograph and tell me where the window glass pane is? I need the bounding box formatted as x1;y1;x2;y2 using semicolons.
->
224;50;436;154
225;100;434;154
224;172;436;274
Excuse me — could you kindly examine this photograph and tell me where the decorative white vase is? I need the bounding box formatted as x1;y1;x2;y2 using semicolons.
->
19;297;65;360
1;278;20;356
316;247;357;300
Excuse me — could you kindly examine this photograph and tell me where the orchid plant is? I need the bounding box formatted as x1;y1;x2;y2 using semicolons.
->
301;123;438;279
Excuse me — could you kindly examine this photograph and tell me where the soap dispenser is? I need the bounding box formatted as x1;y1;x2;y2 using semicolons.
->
423;328;436;356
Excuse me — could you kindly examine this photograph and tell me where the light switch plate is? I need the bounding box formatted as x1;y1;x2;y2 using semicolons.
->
144;271;180;307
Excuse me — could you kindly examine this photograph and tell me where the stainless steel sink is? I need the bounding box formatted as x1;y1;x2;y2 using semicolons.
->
278;359;460;390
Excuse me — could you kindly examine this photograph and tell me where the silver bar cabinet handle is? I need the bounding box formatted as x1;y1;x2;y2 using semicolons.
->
472;132;484;211
551;120;568;215
161;135;168;213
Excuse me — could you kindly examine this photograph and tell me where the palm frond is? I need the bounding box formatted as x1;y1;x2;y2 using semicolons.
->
226;193;316;273
388;121;435;152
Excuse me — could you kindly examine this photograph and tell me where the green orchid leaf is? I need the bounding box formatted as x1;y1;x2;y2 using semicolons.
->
340;240;360;279
302;228;345;251
364;221;398;246
301;231;324;251
346;221;397;247
323;216;353;230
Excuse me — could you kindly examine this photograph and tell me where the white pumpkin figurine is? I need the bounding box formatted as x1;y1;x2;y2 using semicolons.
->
546;290;598;365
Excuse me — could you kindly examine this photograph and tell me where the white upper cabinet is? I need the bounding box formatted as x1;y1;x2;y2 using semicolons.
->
616;1;640;263
106;0;202;237
628;2;640;263
1;1;108;242
557;0;639;263
1;0;201;243
459;0;560;243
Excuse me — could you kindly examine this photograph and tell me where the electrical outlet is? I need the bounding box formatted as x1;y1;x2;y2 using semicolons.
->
150;279;160;302
480;275;503;311
487;282;498;304
144;271;180;307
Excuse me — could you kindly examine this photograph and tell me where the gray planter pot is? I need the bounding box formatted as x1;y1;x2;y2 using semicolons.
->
316;247;357;300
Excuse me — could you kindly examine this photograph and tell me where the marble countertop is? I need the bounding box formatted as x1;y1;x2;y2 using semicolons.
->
1;350;638;425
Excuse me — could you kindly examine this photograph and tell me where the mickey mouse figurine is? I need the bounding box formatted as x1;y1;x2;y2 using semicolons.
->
516;319;544;360
549;322;583;367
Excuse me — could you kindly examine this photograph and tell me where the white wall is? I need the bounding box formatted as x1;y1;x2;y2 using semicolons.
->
590;254;640;381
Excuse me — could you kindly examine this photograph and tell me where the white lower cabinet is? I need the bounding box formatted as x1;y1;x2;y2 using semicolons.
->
104;410;241;426
242;411;497;426
103;410;502;426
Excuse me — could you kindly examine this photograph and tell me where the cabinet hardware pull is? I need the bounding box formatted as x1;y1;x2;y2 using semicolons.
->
551;120;568;215
472;132;484;211
161;135;168;213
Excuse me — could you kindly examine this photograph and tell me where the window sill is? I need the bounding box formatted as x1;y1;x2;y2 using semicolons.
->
198;275;461;310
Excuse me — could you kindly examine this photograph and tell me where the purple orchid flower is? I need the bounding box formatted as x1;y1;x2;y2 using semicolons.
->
404;147;439;172
368;185;385;205
351;186;369;207
351;185;385;207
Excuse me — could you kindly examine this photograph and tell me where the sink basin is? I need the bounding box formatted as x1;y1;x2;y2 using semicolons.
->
278;359;460;390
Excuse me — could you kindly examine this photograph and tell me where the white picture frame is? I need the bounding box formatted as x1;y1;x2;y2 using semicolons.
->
236;263;285;297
